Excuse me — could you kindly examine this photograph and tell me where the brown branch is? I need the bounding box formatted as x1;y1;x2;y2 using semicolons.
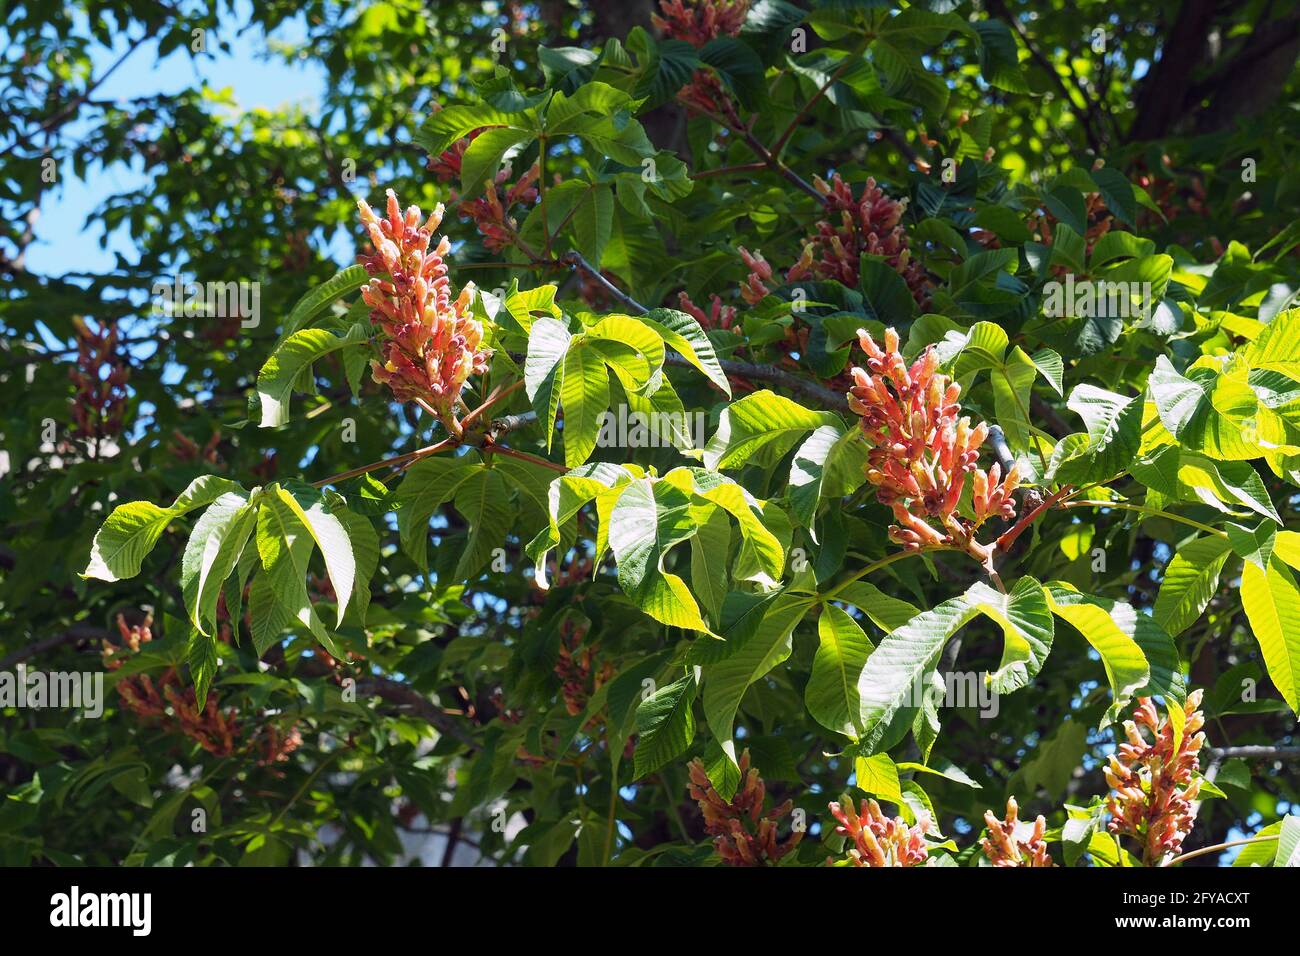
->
1206;746;1300;761
356;677;478;750
0;625;106;671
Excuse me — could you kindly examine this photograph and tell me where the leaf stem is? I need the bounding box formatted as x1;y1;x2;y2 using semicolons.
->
1061;500;1228;539
1162;834;1279;867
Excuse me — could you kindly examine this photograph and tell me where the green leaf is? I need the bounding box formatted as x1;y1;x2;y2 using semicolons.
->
83;476;243;581
704;390;836;470
572;183;614;268
702;592;815;784
857;594;978;753
283;264;369;338
854;752;903;804
632;673;698;779
451;469;516;581
608;478;712;633
788;422;868;535
460;127;533;198
1240;557;1300;713
806;604;874;738
1044;584;1185;723
257;324;370;428
689;506;731;626
1275;815;1300;867
187;628;220;710
1053;384;1142;483
698;37;765;109
641;308;731;396
524;315;571;448
1153;536;1233;637
1232;820;1287;867
835;581;921;633
180;491;257;636
966;576;1053;696
561;341;610;467
395;457;480;568
275;485;356;626
253;488;341;657
991;345;1038;452
525;462;634;587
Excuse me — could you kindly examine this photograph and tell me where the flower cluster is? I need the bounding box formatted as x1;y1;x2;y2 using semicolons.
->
427;124;541;252
357;190;491;426
1105;689;1206;865
981;797;1055;867
69;317;129;440
676;290;738;332
741;175;929;308
554;617;614;720
687;750;803;866
652;0;750;46
828;796;932;866
847;328;1020;563
104;612;301;766
798;174;928;304
653;0;750;120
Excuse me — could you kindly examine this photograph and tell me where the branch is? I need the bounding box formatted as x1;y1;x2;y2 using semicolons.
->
559;251;849;411
356;677;478;750
0;625;106;671
1206;746;1300;761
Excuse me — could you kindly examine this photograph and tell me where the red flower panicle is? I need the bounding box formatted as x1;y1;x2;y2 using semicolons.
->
69;317;130;440
687;750;803;866
847;328;1020;566
828;796;931;867
653;0;749;47
788;173;929;307
654;0;750;121
357;189;491;427
981;797;1055;867
677;290;737;332
1105;690;1206;866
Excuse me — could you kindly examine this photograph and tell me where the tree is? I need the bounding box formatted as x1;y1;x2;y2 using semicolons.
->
2;0;1298;868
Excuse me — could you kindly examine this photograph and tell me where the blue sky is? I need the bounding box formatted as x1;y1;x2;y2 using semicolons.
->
25;0;327;278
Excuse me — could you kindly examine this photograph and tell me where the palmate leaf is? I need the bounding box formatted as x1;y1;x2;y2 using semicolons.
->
854;576;1051;752
701;592;816;797
526;462;636;587
83;475;243;581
